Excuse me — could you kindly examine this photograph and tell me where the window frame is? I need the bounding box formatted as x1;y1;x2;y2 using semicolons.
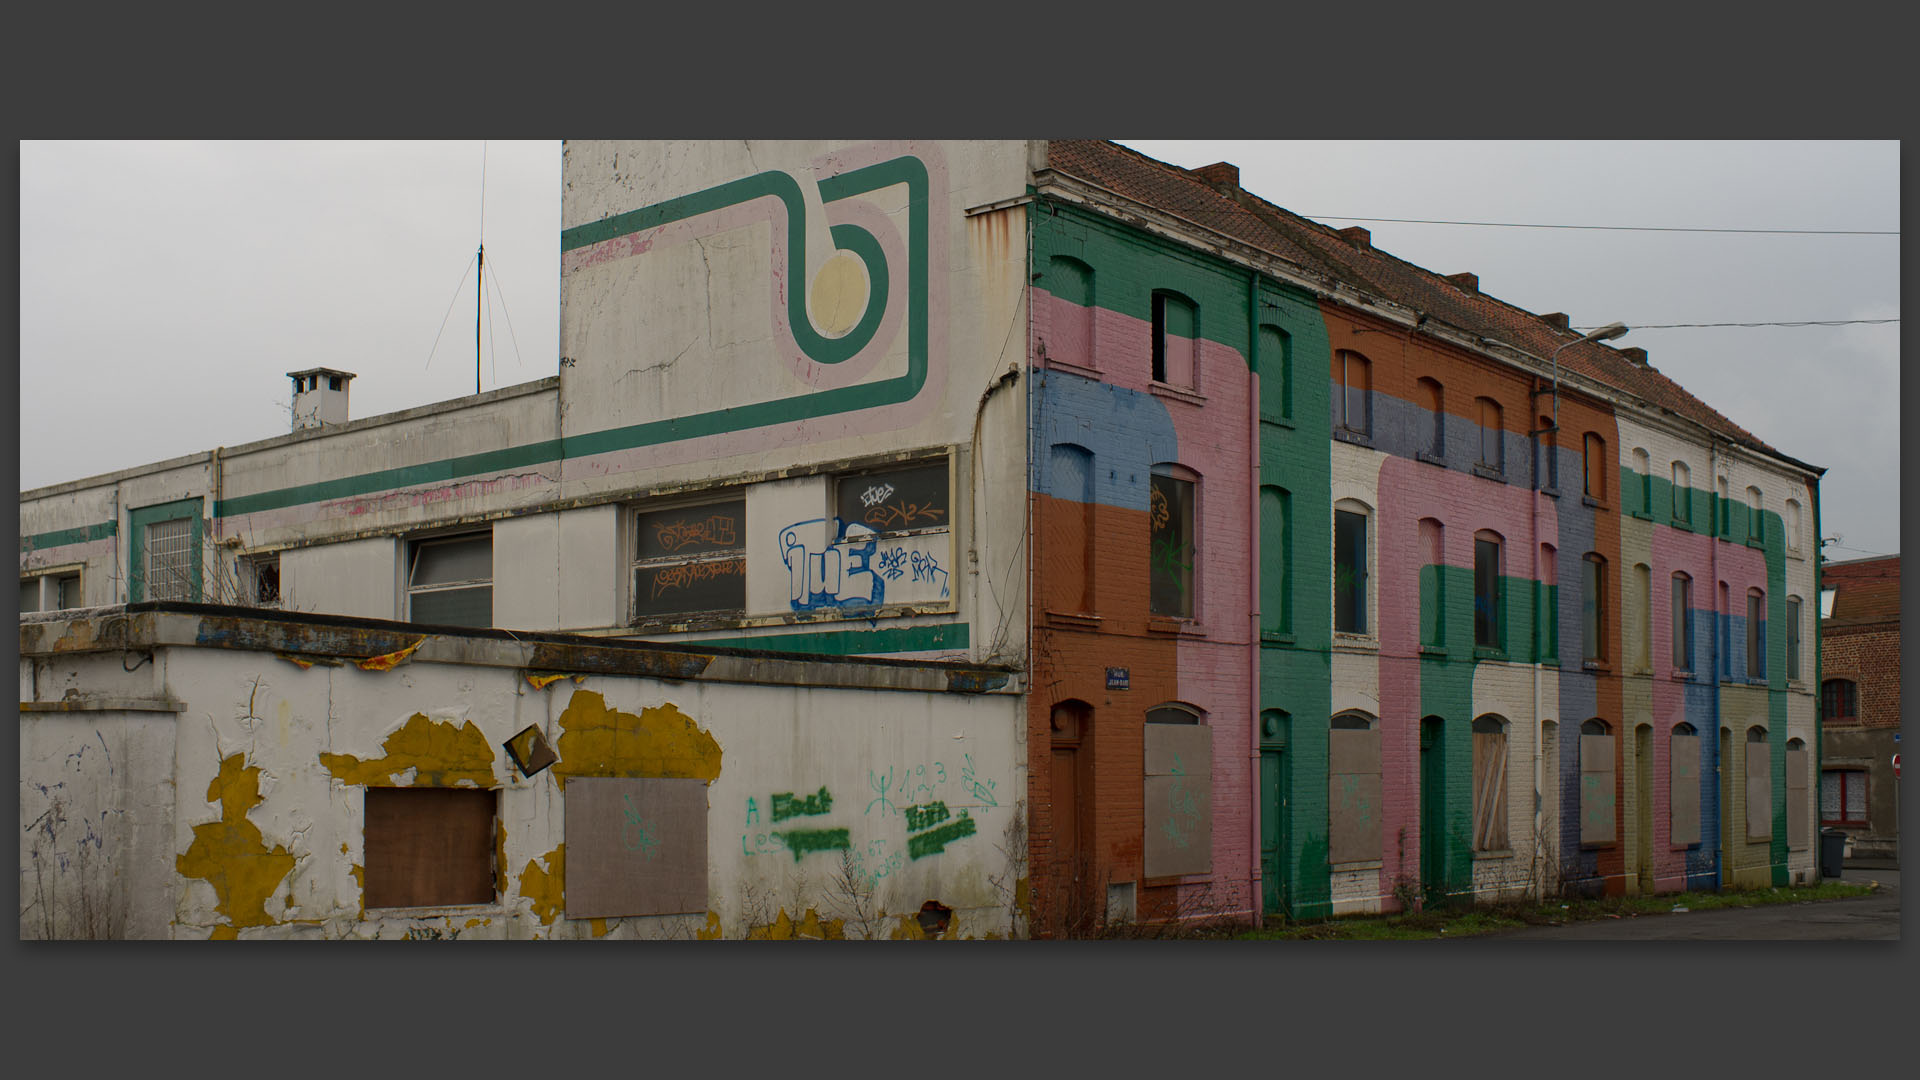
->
1820;769;1869;827
1583;432;1608;503
1333;503;1370;636
405;530;494;628
1476;396;1504;475
1148;466;1198;620
1151;290;1198;389
20;569;83;613
1672;461;1691;523
1632;447;1652;516
1745;485;1764;546
144;516;195;602
361;786;500;911
1785;595;1801;682
1417;377;1445;461
630;494;749;625
1473;531;1503;653
1582;552;1608;665
1821;678;1858;724
1746;587;1765;680
1335;351;1371;438
1471;714;1510;852
1671;572;1694;673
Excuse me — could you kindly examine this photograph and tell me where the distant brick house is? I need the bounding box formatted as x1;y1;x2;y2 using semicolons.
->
1818;555;1900;862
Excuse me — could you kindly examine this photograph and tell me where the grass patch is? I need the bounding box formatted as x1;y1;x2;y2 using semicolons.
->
1238;881;1876;942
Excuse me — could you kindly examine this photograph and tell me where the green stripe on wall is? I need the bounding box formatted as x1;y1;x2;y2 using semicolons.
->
22;521;117;552
684;622;968;657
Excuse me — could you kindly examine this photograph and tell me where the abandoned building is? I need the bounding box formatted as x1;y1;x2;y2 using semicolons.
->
20;140;1826;938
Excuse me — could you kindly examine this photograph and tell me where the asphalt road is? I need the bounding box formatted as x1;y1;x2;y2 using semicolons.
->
1467;864;1900;941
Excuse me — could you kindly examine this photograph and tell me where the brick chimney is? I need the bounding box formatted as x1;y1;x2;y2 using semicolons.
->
1540;312;1571;331
1191;161;1240;189
1337;226;1371;250
1443;272;1478;293
1619;346;1649;365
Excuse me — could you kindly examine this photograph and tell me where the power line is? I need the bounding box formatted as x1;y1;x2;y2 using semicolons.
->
1576;319;1898;330
1304;215;1896;236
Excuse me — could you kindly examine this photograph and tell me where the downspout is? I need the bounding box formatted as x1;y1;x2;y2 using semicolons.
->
1529;380;1544;897
1247;267;1262;924
1708;436;1723;886
1810;474;1824;858
210;446;224;604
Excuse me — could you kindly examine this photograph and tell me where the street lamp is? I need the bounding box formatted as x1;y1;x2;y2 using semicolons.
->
1536;321;1629;437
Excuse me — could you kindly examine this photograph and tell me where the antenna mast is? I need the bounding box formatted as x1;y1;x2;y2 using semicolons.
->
476;142;487;395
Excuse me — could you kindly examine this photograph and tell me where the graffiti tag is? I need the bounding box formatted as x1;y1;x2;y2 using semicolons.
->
651;558;745;599
621;794;661;860
861;483;897;508
908;812;976;860
652;514;738;552
771;786;834;822
877;547;909;581
782;519;883;610
959;754;998;808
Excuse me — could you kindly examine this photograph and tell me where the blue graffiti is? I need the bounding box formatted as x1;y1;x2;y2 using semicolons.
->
910;550;950;598
877;546;909;581
782;518;884;610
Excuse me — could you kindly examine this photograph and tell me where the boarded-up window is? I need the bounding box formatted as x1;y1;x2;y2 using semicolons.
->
362;787;497;909
1143;714;1211;877
836;462;949;538
1472;716;1509;851
1048;256;1095;369
1328;719;1382;864
633;499;747;620
1745;727;1772;841
1580;729;1616;847
564;778;710;918
1785;742;1809;851
1670;726;1701;847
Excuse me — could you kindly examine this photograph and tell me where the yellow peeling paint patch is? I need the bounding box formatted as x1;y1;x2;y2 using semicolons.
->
697;911;725;940
551;690;722;788
465;918;488;930
356;637;426;672
1015;876;1031;920
320;713;497;787
277;654;316;669
525;673;568;690
889;913;932;940
175;754;297;930
494;818;509;896
591;918;610;938
518;843;565;926
209;925;240;940
746;907;846;940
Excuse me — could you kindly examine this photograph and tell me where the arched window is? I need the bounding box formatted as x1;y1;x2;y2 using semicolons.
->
1745;725;1772;842
1474;530;1504;650
1579;718;1615;847
1746;485;1764;545
1334;499;1371;634
1786;595;1802;682
1328;711;1381;864
1049;442;1095;614
1746;587;1766;679
1047;256;1095;370
1418;377;1445;459
1259;324;1291;421
1151;290;1198;388
1821;678;1857;723
1632;448;1651;515
1538;415;1559;491
1471;715;1509;851
1786;737;1811;852
1671;572;1694;672
1260;486;1290;636
1537;543;1558;660
1144;702;1209;877
1420;518;1446;648
1785;498;1803;555
1632;562;1652;673
1717;476;1731;534
1149;463;1197;619
1584;432;1608;501
1335;351;1371;437
1477;397;1504;473
1582;552;1608;663
1672;461;1692;523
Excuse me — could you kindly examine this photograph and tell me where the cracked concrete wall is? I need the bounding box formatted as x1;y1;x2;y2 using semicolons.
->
25;638;1024;939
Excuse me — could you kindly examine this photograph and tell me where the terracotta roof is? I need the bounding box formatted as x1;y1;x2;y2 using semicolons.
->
1042;140;1793;462
1823;555;1900;624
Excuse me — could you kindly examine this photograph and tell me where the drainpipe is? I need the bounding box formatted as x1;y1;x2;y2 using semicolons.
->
1247;267;1262;924
1708;437;1722;885
1529;379;1544;897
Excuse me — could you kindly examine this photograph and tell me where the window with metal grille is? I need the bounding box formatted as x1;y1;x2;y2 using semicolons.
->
1820;769;1868;826
145;518;193;601
407;533;492;627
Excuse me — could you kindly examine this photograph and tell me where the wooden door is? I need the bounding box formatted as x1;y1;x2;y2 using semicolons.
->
1049;746;1081;936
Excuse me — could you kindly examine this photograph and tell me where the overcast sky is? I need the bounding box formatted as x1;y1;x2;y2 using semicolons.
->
18;140;1899;558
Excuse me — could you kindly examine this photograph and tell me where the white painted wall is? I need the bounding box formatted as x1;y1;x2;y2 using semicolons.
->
282;535;399;620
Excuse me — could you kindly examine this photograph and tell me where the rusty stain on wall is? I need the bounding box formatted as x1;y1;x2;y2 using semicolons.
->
550;690;722;788
175;753;297;930
518;843;565;926
320;713;497;787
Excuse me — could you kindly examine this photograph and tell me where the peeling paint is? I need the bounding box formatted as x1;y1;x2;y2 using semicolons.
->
175;753;297;930
550;690;722;788
278;654;317;669
746;906;846;940
518;843;565;926
356;637;425;672
209;925;240;940
524;672;569;690
494;819;509;896
320;713;498;787
590;918;610;938
697;910;725;939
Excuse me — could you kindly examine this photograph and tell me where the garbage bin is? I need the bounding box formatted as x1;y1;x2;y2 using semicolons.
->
1819;828;1847;879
